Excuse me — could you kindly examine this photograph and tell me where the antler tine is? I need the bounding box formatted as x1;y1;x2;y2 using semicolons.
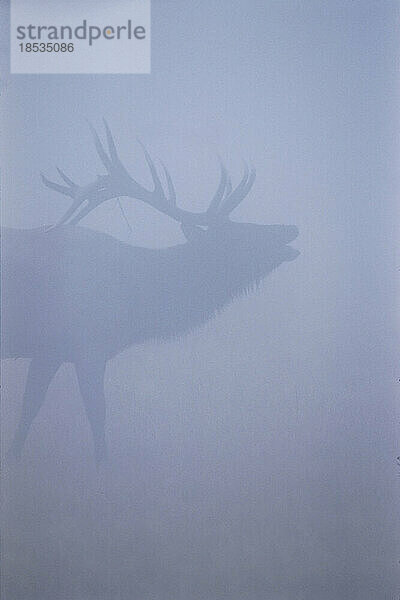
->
136;140;164;194
41;172;74;198
56;167;77;188
160;161;177;207
224;175;232;199
207;158;228;216
87;120;112;172
219;165;256;216
103;118;119;164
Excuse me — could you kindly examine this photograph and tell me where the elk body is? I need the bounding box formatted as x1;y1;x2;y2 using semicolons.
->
2;124;299;462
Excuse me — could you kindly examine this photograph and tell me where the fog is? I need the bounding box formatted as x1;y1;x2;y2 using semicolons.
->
1;1;399;598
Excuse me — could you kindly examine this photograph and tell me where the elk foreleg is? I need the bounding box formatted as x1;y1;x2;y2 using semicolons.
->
9;356;62;459
75;358;107;463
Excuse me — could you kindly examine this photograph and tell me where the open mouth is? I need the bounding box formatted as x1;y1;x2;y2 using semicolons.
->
284;227;299;260
285;225;299;244
284;245;300;260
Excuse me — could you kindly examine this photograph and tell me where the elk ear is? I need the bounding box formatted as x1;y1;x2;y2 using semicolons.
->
181;223;206;243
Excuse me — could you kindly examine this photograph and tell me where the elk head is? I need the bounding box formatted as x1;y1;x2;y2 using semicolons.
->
42;121;299;266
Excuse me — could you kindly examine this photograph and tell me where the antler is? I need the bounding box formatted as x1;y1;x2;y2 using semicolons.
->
206;159;256;220
41;121;256;228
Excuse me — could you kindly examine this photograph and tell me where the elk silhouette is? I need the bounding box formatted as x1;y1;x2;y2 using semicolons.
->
2;123;299;462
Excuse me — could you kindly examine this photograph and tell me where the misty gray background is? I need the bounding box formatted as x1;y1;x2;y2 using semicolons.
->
1;1;399;598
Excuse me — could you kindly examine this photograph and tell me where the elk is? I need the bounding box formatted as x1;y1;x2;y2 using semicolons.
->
2;123;299;462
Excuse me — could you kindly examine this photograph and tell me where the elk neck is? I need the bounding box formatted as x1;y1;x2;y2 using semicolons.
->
123;239;280;342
